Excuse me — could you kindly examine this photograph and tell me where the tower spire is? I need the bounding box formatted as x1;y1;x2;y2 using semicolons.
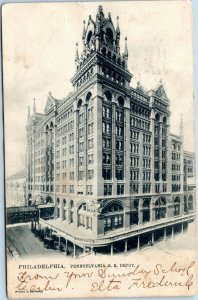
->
115;16;120;54
97;5;104;17
116;16;120;36
124;37;128;59
82;21;86;41
33;98;36;114
75;42;79;62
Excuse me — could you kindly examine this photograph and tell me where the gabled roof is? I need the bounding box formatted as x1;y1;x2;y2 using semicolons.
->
154;80;168;101
45;92;61;113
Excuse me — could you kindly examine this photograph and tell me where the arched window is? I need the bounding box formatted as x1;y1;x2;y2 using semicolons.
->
57;198;60;218
155;113;160;122
86;92;92;103
188;195;193;211
70;200;74;223
173;197;180;216
130;199;139;225
155;198;166;220
143;198;150;222
106;28;113;41
103;90;112;102
62;199;67;220
46;195;53;204
163;116;167;125
77;202;92;229
87;31;92;44
103;202;124;232
117;96;124;107
184;196;188;214
77;99;82;108
103;203;123;214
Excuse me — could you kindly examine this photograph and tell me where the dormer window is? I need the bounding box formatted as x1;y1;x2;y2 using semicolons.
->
87;31;93;44
106;27;113;42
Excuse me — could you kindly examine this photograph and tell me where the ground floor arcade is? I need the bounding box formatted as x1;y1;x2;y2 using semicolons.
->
31;213;195;258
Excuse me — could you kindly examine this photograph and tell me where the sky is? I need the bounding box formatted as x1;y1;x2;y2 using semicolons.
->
2;1;195;176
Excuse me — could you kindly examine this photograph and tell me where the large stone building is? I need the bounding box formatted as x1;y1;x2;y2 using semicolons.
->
26;6;196;255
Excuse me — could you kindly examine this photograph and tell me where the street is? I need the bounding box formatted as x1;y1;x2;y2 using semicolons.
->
6;221;196;259
6;223;63;258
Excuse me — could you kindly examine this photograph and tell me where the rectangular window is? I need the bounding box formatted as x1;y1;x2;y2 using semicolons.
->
88;154;94;164
70;172;74;180
106;107;110;119
87;169;94;180
79;156;84;166
162;139;166;147
69;158;74;167
163;184;167;192
88;123;93;134
62;185;67;193
103;153;111;164
117;184;124;195
79;127;84;137
143;184;151;194
62;172;67;179
78;171;84;180
103;106;106;118
104;184;112;196
62;136;67;145
88;107;93;120
116;169;124;180
106;139;111;148
86;185;93;195
69;185;74;193
79;142;84;152
88;138;94;149
116;140;124;151
116;155;123;165
103;169;112;180
106;123;110;134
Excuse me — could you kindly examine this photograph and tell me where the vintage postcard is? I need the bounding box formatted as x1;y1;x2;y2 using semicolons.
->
2;1;197;298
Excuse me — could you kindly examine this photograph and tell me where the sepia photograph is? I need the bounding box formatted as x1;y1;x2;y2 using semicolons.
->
2;1;197;298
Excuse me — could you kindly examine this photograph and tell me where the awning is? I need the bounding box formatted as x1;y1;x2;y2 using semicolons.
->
38;204;55;208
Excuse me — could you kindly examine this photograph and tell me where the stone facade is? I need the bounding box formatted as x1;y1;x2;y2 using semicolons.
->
26;6;196;250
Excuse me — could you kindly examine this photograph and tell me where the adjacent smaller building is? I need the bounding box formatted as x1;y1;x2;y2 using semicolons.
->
184;151;196;213
6;169;26;207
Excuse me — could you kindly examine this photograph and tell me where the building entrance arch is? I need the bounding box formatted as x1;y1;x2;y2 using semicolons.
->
102;202;124;232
